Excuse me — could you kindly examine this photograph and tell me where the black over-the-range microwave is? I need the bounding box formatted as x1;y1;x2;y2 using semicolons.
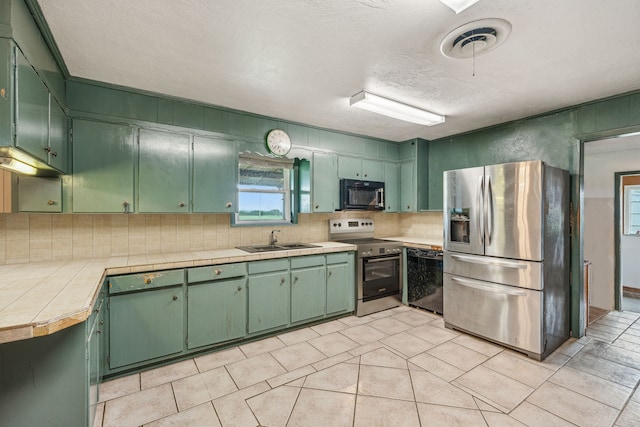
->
339;179;385;211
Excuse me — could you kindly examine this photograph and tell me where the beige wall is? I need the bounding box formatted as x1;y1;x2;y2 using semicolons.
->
0;211;443;265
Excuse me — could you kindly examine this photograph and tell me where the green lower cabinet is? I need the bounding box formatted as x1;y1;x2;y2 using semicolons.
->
109;286;184;369
291;265;326;324
248;261;291;334
87;291;105;427
326;253;355;315
187;277;247;349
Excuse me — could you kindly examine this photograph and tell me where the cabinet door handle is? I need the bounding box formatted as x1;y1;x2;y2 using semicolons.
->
178;202;186;208
172;295;179;301
328;271;332;277
315;204;319;209
51;151;57;157
237;286;242;292
293;276;298;283
226;202;233;208
47;200;56;206
280;277;285;285
123;201;130;213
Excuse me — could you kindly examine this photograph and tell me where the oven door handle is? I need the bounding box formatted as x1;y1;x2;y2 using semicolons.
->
365;256;401;263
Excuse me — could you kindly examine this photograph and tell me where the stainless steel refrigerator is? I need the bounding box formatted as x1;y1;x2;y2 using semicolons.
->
443;160;569;360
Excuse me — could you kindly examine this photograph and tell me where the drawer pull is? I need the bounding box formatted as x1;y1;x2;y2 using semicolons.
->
214;269;222;276
144;277;152;284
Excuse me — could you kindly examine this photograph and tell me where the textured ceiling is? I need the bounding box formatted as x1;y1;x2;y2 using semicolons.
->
37;0;640;142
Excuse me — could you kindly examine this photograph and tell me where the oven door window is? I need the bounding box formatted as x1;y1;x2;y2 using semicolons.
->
362;257;400;301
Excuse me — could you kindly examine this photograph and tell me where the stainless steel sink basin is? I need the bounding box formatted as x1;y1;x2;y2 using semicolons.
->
236;242;320;253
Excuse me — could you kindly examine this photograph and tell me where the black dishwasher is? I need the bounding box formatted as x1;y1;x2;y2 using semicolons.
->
407;248;444;314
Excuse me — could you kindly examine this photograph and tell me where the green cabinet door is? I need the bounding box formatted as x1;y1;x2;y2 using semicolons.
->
362;159;384;181
109;286;184;369
17;176;62;212
72;119;135;213
291;266;326;323
400;160;415;212
87;292;105;427
312;152;338;212
384;162;400;212
248;271;290;334
326;255;355;315
187;277;246;349
48;97;68;172
338;156;361;179
138;128;190;213
193;135;237;212
15;49;49;164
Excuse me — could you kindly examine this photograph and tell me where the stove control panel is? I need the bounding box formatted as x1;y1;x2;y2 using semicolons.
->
360;247;402;257
329;218;374;235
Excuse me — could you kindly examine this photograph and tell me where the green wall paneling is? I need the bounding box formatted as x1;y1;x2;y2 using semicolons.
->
203;106;224;133
8;0;65;104
158;98;205;130
72;119;135;213
222;110;277;140
138;128;191;213
0;323;88;426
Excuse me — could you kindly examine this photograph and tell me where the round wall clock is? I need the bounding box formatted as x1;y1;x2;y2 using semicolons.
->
266;129;292;156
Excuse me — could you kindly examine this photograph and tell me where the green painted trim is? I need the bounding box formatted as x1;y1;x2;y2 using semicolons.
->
22;0;70;78
614;170;640;311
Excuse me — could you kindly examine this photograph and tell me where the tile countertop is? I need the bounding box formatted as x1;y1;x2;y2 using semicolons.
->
382;236;443;250
0;242;356;345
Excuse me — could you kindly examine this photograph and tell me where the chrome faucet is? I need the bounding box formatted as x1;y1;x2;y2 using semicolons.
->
270;229;281;245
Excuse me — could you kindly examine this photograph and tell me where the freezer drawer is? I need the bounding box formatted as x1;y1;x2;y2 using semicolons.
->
443;273;542;356
444;252;543;291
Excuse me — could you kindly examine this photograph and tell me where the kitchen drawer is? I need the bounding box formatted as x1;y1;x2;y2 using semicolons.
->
290;255;325;269
248;259;289;275
326;252;351;265
187;263;247;283
108;269;184;294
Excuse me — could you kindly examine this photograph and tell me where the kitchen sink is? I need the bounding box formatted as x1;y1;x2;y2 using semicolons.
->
236;242;320;253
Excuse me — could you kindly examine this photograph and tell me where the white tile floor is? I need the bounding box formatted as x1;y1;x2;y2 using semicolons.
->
95;306;640;426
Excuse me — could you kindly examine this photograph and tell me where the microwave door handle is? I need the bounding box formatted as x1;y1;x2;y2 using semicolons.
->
377;188;384;208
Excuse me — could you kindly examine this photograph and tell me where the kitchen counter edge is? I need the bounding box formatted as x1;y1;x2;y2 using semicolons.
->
0;242;357;344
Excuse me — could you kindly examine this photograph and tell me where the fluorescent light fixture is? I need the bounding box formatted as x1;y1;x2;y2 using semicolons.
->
350;91;445;126
0;157;38;175
440;0;480;14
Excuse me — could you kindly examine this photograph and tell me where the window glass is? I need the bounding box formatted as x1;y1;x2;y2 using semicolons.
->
235;154;293;224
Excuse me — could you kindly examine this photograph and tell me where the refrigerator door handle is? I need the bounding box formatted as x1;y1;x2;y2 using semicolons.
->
451;276;528;297
486;174;493;246
477;175;484;245
450;253;528;269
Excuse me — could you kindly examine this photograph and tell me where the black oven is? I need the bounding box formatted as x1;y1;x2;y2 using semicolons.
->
361;255;401;301
339;179;385;211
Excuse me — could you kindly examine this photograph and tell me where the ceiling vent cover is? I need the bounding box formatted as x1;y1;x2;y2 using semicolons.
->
440;18;511;59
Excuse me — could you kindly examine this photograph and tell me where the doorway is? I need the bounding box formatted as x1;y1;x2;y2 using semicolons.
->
616;172;640;312
583;134;640;319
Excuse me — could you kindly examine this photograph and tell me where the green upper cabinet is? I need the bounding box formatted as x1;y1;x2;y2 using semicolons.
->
48;97;67;172
17;176;62;212
338;156;384;181
138;128;190;213
384;162;400;212
400;160;416;212
13;48;68;174
15;49;48;163
312;151;338;212
72;119;135;213
192;135;237;213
